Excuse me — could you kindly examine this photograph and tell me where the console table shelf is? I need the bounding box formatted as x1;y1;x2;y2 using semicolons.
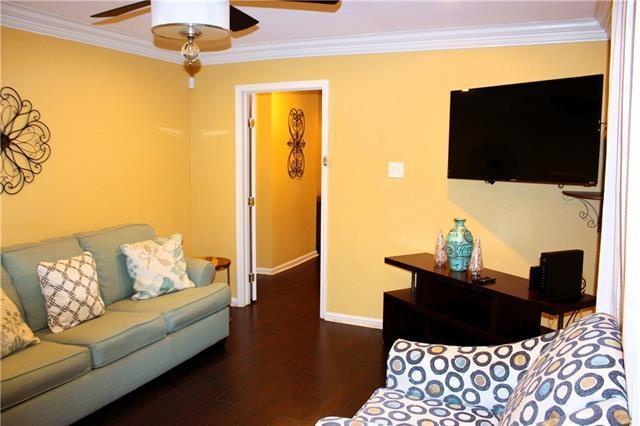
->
383;253;595;346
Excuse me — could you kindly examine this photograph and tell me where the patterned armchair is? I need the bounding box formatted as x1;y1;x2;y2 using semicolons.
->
317;313;630;425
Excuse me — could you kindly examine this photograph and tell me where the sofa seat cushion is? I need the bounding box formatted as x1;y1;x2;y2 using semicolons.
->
0;340;91;409
353;388;500;425
107;283;230;333
38;310;166;368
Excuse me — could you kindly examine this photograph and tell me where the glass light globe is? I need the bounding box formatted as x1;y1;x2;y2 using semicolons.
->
181;41;200;63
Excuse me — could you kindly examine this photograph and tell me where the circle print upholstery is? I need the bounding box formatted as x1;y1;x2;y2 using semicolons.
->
383;400;403;410
569;404;603;424
544;358;565;375
388;410;410;421
409;366;426;384
393;340;411;352
490;361;509;381
586;354;615;369
553;380;572;404
607;404;631;424
452;355;470;373
510;351;530;370
519;400;539;424
407;348;426;364
426;380;444;398
473;351;491;367
558;359;582;380
495;345;513;359
407;404;428;415
427;345;446;355
431;356;448;373
535;378;554;401
462;388;480;405
575;373;604;396
428;407;450;418
445;372;463;392
406;385;426;400
471;370;490;391
494;384;512;403
390;356;406;375
572;343;599;358
502;313;629;425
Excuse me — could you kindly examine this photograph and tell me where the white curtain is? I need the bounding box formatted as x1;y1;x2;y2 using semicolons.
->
597;0;639;419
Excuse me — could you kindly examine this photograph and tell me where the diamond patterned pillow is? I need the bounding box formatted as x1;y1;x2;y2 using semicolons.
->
36;252;106;333
1;288;40;358
120;233;194;300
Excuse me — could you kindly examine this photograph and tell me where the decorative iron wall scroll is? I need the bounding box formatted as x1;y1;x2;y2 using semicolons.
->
287;108;305;179
1;87;51;194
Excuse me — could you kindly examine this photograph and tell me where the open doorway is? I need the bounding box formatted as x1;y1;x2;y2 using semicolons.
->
255;90;322;276
234;81;329;318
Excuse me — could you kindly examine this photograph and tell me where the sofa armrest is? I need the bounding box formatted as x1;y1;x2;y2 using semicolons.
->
315;417;378;426
386;335;557;413
186;258;216;287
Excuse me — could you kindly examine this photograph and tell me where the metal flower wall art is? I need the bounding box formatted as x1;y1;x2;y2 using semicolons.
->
286;108;306;179
1;87;51;195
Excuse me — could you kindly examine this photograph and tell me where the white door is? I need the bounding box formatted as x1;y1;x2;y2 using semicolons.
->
248;93;258;302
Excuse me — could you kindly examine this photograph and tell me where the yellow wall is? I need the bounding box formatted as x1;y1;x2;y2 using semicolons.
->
255;91;321;269
255;93;273;268
190;42;608;318
0;27;607;320
0;28;192;249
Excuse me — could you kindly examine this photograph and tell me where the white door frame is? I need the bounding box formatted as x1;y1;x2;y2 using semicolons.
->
234;80;330;319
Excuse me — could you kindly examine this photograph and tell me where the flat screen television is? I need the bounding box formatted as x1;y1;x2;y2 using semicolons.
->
447;75;604;186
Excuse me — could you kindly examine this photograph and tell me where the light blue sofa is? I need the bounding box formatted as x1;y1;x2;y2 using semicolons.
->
0;224;230;425
318;313;630;425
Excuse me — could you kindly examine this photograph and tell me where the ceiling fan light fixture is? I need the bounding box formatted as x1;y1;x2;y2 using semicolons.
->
151;0;230;41
181;37;201;64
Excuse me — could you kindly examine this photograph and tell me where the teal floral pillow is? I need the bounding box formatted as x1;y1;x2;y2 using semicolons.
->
1;288;39;358
121;234;194;300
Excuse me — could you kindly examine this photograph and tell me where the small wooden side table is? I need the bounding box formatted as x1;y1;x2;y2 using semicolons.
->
200;256;231;284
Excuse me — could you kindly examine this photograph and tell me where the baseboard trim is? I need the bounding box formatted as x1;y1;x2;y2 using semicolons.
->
257;251;318;276
230;297;238;307
324;311;383;330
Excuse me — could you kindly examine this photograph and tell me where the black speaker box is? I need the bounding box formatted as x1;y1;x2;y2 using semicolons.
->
537;250;584;301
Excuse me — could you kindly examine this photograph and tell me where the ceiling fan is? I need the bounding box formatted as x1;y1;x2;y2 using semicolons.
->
90;0;340;63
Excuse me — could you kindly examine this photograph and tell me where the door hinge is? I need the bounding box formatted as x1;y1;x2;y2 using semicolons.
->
322;156;328;167
249;273;256;282
248;197;255;206
248;118;255;128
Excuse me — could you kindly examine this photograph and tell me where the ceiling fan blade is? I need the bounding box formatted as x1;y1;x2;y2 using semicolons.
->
230;5;259;32
90;1;151;18
282;0;340;4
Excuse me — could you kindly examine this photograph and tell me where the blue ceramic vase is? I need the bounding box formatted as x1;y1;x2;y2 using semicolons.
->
445;218;474;272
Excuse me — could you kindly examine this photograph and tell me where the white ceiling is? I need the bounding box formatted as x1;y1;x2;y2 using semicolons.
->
1;1;609;64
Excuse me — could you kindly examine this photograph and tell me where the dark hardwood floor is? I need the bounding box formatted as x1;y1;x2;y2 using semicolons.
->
77;259;386;425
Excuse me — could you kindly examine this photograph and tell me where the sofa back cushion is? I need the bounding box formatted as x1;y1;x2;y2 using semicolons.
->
1;266;25;319
501;313;628;425
2;237;85;331
76;224;156;305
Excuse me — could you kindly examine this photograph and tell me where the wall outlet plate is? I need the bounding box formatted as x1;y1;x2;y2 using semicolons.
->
388;162;404;178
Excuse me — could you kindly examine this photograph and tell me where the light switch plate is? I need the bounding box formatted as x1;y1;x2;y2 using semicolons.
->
388;162;404;178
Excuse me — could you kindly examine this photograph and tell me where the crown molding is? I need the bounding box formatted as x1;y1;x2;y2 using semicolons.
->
1;1;608;66
199;18;608;65
594;0;612;36
0;1;182;64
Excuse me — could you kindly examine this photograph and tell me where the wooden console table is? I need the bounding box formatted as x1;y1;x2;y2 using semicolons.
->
383;253;596;346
